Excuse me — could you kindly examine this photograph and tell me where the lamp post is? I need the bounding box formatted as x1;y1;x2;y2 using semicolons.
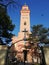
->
22;29;28;65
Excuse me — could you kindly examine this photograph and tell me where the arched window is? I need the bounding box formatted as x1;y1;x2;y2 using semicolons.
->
24;22;26;25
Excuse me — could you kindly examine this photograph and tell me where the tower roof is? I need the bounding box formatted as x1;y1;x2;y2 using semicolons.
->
20;4;30;13
22;4;29;10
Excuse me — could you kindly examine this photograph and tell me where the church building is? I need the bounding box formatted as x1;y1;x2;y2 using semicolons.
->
11;4;41;63
11;4;32;62
12;4;30;52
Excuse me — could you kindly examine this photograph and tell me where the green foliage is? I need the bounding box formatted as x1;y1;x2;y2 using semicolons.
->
29;24;49;44
0;5;15;44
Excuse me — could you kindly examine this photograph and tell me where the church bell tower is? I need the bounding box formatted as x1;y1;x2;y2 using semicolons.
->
20;4;30;33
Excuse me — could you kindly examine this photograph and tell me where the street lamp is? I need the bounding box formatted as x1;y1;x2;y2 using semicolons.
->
22;29;28;65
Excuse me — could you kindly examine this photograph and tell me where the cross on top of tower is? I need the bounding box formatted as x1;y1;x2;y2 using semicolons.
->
24;3;27;6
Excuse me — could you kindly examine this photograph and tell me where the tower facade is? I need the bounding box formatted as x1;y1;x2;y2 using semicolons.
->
20;5;30;32
12;4;30;50
12;5;31;61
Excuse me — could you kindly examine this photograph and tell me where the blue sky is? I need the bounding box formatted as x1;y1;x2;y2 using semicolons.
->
8;0;49;36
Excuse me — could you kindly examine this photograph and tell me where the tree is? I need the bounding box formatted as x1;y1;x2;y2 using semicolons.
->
0;5;15;45
28;24;49;65
0;0;21;45
29;25;49;44
0;0;22;13
0;1;21;65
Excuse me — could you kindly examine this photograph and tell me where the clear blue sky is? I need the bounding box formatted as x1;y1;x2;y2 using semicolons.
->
8;0;49;36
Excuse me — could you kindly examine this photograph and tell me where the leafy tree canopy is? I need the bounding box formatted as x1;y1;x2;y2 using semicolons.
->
29;25;49;44
0;5;15;45
0;0;22;45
